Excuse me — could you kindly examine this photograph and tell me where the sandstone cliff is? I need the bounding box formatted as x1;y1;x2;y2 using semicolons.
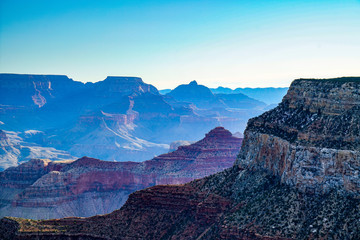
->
2;77;358;240
0;127;242;220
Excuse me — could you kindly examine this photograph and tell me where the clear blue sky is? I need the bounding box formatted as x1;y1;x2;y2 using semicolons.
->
1;0;359;89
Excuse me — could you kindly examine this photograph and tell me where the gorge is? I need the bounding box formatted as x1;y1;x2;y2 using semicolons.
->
0;127;242;220
1;77;358;239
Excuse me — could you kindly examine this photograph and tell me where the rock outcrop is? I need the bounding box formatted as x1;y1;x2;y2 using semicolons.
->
92;76;159;97
3;77;358;240
237;78;360;195
0;127;242;220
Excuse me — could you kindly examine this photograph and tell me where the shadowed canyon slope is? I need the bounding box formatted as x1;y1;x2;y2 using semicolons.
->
1;74;269;169
2;77;358;240
0;127;242;220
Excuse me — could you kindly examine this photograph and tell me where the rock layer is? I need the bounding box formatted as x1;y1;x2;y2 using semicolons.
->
2;77;359;240
1;74;264;168
0;127;242;219
237;78;360;195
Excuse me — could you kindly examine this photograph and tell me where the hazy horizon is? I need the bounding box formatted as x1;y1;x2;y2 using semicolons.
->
1;0;359;89
0;72;296;90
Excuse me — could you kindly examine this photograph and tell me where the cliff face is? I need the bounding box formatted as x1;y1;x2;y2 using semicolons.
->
3;77;359;240
92;76;159;97
237;78;360;195
0;74;84;108
0;127;242;220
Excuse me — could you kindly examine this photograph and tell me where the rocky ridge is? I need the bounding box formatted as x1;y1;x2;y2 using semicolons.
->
0;127;242;220
211;87;289;105
166;80;225;109
1;74;266;168
0;74;84;108
2;77;359;239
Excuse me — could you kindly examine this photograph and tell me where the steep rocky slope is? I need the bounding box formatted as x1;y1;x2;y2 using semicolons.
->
0;127;242;220
238;78;360;195
2;77;358;240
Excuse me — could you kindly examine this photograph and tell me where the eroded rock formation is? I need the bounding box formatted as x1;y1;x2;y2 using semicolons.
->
2;77;359;240
237;78;360;195
0;127;241;220
1;74;265;168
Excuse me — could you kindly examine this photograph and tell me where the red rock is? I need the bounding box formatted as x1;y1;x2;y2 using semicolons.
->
0;127;242;219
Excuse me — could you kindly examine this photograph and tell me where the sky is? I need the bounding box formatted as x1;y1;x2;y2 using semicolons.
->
0;0;359;89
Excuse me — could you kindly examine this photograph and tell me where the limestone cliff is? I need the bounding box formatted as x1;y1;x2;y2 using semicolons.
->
237;78;360;195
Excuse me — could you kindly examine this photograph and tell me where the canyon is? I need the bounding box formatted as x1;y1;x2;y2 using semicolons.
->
1;74;272;169
0;127;242;220
1;77;358;239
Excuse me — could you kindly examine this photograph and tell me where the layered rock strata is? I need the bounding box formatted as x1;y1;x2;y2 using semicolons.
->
0;127;242;220
1;77;359;240
237;78;360;195
1;74;265;167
